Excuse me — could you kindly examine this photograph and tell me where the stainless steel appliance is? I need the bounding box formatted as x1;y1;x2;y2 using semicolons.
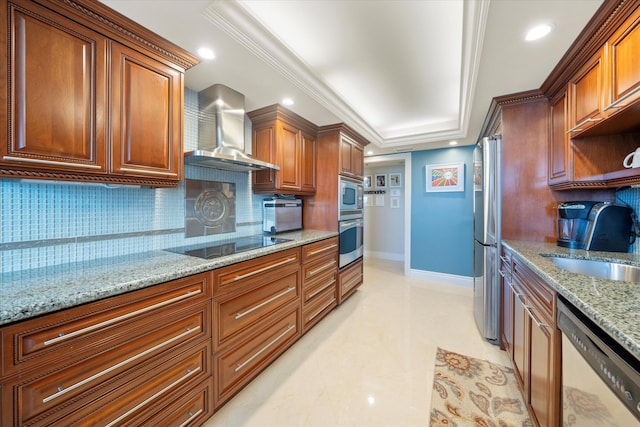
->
339;216;364;268
472;135;501;345
263;198;302;234
338;176;364;268
558;298;640;425
339;176;364;219
185;84;279;172
557;201;634;252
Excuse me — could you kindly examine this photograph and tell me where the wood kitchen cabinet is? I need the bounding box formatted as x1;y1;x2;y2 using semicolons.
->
0;272;214;427
339;133;365;179
248;104;318;195
548;91;572;186
338;257;363;304
0;0;197;187
566;47;607;137
211;247;302;408
301;237;339;332
505;250;561;427
499;247;514;356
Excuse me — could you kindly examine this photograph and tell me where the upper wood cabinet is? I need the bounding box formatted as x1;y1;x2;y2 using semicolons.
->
339;133;365;179
548;91;572;185
0;0;198;187
566;47;607;136
606;5;640;116
248;104;318;195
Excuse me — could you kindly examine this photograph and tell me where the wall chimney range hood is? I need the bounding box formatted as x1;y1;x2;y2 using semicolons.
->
185;84;279;172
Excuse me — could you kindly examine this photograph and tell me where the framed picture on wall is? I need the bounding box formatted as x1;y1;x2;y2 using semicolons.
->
389;173;401;187
364;175;372;189
390;197;400;209
425;162;465;192
375;174;387;189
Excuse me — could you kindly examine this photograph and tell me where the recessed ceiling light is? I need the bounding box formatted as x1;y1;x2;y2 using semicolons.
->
366;150;374;155
525;24;553;41
449;140;458;146
282;98;294;106
197;47;215;60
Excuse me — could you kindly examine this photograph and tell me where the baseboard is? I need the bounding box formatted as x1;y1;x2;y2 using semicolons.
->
407;268;473;296
364;250;404;262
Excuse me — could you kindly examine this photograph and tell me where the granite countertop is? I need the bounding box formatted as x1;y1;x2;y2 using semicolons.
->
0;230;337;326
502;240;640;361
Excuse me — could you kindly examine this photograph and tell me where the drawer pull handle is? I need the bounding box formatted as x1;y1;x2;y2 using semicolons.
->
2;155;103;169
524;305;549;329
307;260;336;277
604;85;640;111
308;244;338;255
43;290;200;346
342;276;361;291
500;255;508;263
180;409;203;427
233;257;297;281
566;117;602;133
235;324;295;372
307;299;336;322
105;365;201;427
43;326;200;403
235;287;296;319
306;279;336;300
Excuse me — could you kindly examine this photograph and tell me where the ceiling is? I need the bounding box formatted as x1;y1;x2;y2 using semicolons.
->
101;0;604;155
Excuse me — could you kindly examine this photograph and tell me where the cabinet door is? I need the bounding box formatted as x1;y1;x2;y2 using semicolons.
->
339;136;354;175
277;122;301;190
548;91;571;185
567;47;606;135
110;43;182;180
252;123;277;190
1;1;108;174
501;276;514;356
607;6;640;113
512;284;528;394
300;131;317;193
529;311;560;427
351;143;364;178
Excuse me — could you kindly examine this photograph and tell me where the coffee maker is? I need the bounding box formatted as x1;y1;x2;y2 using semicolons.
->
557;201;635;252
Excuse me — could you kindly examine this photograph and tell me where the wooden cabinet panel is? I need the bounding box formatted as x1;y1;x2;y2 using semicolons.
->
529;307;560;427
213;270;299;350
339;133;365;179
212;248;300;296
511;281;528;392
215;306;300;406
301;237;339;263
248;105;318;195
300;238;338;332
110;43;183;180
607;6;640;112
499;248;514;355
1;0;108;174
548;91;571;185
1;272;210;378
338;258;363;303
140;378;213;427
568;47;606;135
0;0;197;187
302;284;337;331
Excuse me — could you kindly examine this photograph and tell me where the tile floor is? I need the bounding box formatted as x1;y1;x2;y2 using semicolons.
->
204;258;510;426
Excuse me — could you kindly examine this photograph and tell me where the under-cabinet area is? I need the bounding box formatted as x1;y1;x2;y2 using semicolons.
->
0;231;352;426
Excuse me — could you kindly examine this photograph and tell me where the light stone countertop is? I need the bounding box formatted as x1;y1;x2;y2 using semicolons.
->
503;240;640;361
0;230;337;326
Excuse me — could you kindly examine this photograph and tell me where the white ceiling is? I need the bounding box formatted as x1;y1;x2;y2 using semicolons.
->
101;0;603;155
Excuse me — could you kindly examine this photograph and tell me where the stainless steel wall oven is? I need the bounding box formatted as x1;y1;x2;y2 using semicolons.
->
338;176;364;268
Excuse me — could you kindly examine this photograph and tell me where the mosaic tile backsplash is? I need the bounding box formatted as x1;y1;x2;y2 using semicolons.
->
0;89;270;273
2;88;640;273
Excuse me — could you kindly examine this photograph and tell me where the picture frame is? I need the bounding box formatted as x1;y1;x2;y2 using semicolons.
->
374;173;387;189
473;161;482;191
426;162;465;192
390;197;400;209
364;175;372;189
389;173;401;187
375;195;385;206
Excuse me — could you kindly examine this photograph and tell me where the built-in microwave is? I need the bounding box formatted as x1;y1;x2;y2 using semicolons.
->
339;176;363;219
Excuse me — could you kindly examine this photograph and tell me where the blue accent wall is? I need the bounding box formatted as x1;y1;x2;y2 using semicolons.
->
410;146;475;275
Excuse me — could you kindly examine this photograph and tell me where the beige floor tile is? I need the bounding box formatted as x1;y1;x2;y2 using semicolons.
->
204;258;509;427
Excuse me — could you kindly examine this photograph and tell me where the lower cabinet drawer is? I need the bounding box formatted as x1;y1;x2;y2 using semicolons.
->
214;306;300;407
4;305;210;426
124;378;213;427
213;270;299;350
302;285;337;332
302;269;337;307
338;258;363;303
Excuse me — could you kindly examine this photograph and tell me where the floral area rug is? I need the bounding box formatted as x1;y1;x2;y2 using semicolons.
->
429;347;533;427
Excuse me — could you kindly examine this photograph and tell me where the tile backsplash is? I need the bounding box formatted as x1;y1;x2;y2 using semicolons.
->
0;88;269;273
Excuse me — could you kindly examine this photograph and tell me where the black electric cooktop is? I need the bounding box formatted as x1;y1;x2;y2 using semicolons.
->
165;235;291;260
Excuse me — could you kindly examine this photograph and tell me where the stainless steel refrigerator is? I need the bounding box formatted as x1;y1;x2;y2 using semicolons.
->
472;136;501;345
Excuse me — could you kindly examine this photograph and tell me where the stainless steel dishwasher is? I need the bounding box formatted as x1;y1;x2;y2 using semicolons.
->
558;298;640;426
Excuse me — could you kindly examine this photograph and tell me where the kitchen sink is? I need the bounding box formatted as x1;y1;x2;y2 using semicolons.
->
547;256;640;283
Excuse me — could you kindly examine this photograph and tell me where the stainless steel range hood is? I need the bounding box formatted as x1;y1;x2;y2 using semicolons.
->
185;84;279;172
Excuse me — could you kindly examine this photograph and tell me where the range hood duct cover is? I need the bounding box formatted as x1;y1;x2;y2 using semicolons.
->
185;84;279;172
